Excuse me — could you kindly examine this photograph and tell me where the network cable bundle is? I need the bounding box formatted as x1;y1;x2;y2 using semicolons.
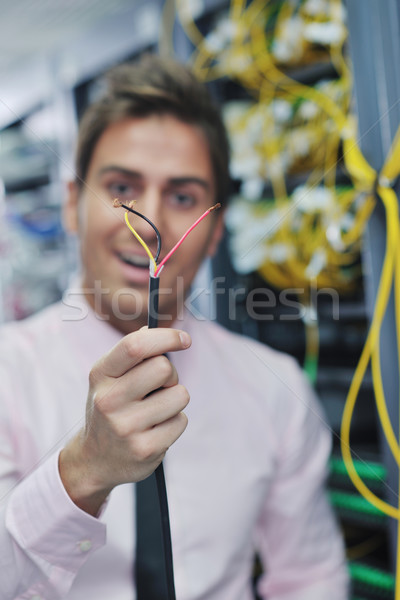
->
163;0;400;598
169;0;369;387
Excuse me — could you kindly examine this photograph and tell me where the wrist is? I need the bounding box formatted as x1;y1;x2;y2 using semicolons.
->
59;433;113;517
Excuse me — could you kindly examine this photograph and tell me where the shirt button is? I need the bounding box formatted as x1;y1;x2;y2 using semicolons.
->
78;539;92;552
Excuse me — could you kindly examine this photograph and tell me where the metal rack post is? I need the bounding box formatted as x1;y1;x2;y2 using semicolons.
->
346;0;400;570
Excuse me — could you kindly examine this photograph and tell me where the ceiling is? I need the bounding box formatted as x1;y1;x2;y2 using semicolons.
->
0;0;164;128
0;0;142;76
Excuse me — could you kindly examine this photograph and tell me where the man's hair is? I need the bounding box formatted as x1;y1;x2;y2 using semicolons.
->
75;53;231;205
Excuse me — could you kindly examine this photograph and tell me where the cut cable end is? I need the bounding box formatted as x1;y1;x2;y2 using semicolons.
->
113;198;137;210
209;203;221;212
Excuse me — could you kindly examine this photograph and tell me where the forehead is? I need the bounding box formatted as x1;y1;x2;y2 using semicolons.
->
87;115;214;186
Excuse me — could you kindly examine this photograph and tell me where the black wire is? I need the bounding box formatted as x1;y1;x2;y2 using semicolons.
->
122;201;175;597
121;203;162;263
148;274;176;600
155;465;175;599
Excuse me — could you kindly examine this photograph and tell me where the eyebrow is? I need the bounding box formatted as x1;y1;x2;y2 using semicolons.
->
98;166;211;192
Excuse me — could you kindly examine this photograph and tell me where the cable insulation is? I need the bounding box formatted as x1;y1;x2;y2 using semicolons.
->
148;274;176;600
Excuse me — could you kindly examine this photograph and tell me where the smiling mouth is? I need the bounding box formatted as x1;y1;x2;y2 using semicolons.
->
118;252;150;269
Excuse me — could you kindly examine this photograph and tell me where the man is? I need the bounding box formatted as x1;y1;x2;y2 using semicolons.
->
0;54;349;599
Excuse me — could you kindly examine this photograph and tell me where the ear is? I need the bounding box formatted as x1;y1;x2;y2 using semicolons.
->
63;180;80;233
207;210;225;258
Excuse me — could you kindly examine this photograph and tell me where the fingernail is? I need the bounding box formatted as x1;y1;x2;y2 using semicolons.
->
179;331;191;348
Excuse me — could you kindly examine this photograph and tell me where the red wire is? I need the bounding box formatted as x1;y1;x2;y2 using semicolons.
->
154;203;220;276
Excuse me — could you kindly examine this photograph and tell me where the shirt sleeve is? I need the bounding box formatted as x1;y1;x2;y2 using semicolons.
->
254;362;350;600
0;338;106;600
2;450;106;600
0;452;106;600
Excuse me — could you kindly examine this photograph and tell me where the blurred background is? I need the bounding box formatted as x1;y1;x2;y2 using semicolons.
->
1;1;400;598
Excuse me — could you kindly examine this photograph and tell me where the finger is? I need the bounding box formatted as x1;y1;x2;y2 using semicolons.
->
94;328;191;379
119;384;190;431
145;411;189;451
107;355;179;406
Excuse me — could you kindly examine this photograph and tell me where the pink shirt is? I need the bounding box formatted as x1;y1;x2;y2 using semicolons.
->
0;291;349;599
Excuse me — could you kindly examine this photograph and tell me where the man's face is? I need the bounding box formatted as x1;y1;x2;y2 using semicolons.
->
65;115;223;332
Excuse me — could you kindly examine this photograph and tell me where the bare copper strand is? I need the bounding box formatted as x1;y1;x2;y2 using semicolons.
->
113;198;137;209
209;203;221;212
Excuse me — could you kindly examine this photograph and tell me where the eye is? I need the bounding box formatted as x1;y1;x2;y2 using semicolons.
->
107;182;140;199
167;191;196;209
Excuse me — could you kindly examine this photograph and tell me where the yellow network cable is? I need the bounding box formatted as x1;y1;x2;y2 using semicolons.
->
176;0;360;295
340;184;399;519
340;128;400;599
171;4;400;592
372;339;400;467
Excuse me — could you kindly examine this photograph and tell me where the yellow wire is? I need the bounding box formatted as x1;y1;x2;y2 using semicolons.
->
380;132;400;572
370;187;400;469
230;0;246;22
395;217;400;600
340;186;400;520
159;0;177;58
181;0;356;292
368;186;400;468
124;212;157;274
371;344;400;466
175;0;204;47
173;1;400;582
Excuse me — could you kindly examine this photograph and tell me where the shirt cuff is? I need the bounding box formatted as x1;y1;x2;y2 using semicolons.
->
6;449;106;573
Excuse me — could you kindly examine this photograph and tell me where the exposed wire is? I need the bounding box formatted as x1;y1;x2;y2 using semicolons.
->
114;199;221;277
154;203;221;275
124;212;157;274
113;198;162;263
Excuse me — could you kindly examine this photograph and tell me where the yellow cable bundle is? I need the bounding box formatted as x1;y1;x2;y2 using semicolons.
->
171;2;400;590
340;127;400;597
173;0;375;389
175;0;366;295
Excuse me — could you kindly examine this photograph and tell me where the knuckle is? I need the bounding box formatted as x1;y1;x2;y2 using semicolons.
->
133;437;155;462
129;408;145;433
88;365;101;388
92;388;112;413
112;417;133;439
124;337;142;363
156;355;173;379
176;385;190;408
178;411;188;431
91;383;120;416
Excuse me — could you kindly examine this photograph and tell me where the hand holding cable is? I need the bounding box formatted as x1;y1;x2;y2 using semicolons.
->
58;327;191;517
113;197;220;600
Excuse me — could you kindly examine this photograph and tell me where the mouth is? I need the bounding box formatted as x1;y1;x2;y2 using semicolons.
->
117;251;150;269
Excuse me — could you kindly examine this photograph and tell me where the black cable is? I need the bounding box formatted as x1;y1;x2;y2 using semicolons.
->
117;199;175;598
148;274;176;600
121;203;162;263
